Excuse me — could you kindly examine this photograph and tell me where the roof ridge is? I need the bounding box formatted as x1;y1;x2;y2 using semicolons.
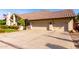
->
18;9;74;15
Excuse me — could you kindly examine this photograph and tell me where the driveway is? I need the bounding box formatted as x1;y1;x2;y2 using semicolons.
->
70;33;79;48
0;30;75;49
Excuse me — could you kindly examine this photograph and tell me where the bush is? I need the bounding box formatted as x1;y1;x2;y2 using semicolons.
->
18;18;25;26
0;25;19;33
0;29;17;33
0;25;19;30
8;26;19;30
0;25;9;29
4;29;16;32
68;30;74;33
0;29;5;33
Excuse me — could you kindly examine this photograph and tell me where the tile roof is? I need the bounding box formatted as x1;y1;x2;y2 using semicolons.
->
18;10;76;20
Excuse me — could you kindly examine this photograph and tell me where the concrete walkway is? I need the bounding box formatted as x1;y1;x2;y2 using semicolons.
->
0;30;75;49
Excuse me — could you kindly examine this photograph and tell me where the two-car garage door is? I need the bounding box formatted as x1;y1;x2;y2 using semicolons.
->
31;19;68;32
31;20;49;30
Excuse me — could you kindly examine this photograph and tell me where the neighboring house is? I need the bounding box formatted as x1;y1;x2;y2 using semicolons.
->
6;12;20;26
6;10;76;32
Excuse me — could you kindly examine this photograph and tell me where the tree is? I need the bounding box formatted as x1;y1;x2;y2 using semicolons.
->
18;18;25;26
77;13;79;21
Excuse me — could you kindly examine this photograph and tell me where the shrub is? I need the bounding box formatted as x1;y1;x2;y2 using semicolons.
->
0;25;19;33
0;29;17;33
0;25;9;29
18;18;25;26
0;29;5;33
0;25;19;30
68;30;74;33
8;26;19;30
4;29;16;32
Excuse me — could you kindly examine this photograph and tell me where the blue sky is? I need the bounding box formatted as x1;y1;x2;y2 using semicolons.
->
0;9;79;19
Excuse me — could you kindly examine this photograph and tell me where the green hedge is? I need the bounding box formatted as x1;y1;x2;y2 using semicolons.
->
8;26;19;30
0;25;19;30
0;29;17;33
4;29;16;32
0;25;8;29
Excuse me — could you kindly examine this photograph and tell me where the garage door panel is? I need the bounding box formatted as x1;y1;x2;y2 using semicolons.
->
31;20;49;30
53;19;68;32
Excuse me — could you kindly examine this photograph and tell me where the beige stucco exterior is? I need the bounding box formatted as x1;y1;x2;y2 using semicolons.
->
30;18;74;32
68;19;74;31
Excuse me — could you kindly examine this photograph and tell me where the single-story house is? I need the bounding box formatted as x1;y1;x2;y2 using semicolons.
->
6;10;76;32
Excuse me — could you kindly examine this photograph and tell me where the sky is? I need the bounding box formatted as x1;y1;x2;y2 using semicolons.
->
0;9;79;19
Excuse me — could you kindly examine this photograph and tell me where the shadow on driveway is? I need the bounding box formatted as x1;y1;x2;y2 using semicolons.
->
0;40;23;49
44;34;73;42
46;43;67;49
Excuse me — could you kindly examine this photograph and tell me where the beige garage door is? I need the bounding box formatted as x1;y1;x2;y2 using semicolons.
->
31;20;50;30
53;19;68;32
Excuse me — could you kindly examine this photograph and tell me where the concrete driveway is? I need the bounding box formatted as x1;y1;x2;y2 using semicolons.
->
0;30;75;49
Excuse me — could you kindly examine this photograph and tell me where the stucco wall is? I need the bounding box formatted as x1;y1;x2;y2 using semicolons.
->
68;19;74;31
